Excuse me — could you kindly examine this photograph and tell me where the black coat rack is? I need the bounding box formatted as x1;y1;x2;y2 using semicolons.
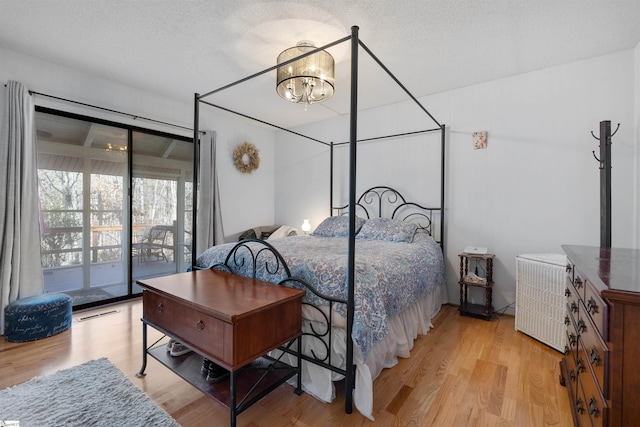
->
591;120;619;247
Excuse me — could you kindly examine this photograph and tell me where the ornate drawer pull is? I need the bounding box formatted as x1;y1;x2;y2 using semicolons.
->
587;298;598;315
564;345;569;355
569;369;576;381
576;397;585;414
566;264;572;273
574;277;583;288
565;288;571;297
569;333;577;346
588;396;600;417
157;303;164;314
590;346;601;367
564;316;570;326
576;357;586;373
570;301;578;313
196;320;205;330
577;319;587;333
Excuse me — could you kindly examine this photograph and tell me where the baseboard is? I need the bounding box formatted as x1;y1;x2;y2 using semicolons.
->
446;302;516;317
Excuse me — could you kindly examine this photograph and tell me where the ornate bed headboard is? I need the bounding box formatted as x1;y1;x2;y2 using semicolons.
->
333;186;442;243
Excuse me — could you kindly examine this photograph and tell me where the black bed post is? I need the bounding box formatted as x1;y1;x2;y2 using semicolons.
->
440;124;446;252
191;93;200;270
345;25;359;415
330;142;334;216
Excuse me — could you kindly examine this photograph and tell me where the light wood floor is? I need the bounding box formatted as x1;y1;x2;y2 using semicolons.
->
0;301;573;426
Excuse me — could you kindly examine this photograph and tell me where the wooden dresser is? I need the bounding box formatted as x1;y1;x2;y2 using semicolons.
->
561;245;640;427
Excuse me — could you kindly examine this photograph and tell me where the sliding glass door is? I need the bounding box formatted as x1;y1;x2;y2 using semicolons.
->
35;108;193;309
130;131;194;292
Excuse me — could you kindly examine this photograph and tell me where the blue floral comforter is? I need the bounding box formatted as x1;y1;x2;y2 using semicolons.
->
195;232;444;360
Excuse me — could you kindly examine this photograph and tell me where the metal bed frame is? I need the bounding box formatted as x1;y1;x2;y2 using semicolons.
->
190;25;446;415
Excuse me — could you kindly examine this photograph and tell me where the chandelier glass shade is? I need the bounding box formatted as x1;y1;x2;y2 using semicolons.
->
276;41;335;106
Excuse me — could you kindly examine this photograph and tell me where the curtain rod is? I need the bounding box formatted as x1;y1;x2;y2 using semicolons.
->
3;82;195;133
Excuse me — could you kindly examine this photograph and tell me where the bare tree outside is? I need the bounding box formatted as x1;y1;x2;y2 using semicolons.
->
39;169;180;268
39;169;83;268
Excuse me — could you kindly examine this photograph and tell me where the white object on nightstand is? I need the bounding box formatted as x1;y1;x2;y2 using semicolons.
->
464;246;487;255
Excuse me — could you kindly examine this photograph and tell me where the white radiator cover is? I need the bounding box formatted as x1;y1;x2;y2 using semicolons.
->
515;253;567;352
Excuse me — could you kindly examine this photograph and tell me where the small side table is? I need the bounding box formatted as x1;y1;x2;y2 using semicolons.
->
458;253;495;320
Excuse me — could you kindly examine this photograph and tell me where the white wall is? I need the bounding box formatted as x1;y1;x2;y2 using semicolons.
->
0;46;275;241
274;49;638;314
635;41;640;248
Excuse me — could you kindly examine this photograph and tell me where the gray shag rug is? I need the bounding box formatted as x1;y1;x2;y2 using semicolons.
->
0;358;180;427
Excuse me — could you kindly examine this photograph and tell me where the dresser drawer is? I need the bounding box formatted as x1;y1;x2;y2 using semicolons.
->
571;267;586;300
575;343;588;379
584;281;608;340
566;285;580;321
565;342;579;397
565;259;574;287
580;361;608;427
579;321;609;397
576;377;592;427
566;297;579;333
143;290;228;362
566;328;579;361
565;307;579;350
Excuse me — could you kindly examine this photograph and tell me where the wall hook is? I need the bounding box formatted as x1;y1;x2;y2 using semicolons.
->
593;123;620;143
610;123;620;139
592;151;604;169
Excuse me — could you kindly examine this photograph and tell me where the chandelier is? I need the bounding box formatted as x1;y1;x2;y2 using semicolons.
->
276;41;335;108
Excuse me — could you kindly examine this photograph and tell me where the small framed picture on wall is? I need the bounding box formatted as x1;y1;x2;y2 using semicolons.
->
473;131;487;149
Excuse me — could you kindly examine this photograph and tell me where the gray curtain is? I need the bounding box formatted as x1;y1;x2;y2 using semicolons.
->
196;130;224;257
0;81;44;335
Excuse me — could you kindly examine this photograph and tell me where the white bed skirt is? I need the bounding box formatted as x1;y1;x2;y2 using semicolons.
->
275;281;448;420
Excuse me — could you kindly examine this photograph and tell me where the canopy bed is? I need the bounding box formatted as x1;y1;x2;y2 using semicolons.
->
189;26;447;419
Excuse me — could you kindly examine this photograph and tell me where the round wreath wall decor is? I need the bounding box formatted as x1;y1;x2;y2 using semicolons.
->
233;142;260;174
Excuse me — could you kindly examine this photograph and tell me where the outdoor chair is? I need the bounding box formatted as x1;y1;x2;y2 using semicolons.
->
132;227;169;264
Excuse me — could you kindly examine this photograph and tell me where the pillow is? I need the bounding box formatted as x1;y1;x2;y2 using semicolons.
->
356;218;418;243
238;225;282;241
238;228;257;240
311;216;366;237
267;225;299;240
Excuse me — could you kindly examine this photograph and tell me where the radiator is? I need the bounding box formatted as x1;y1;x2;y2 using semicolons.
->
515;253;567;352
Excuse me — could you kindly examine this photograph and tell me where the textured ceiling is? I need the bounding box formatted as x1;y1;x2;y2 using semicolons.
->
2;0;640;128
